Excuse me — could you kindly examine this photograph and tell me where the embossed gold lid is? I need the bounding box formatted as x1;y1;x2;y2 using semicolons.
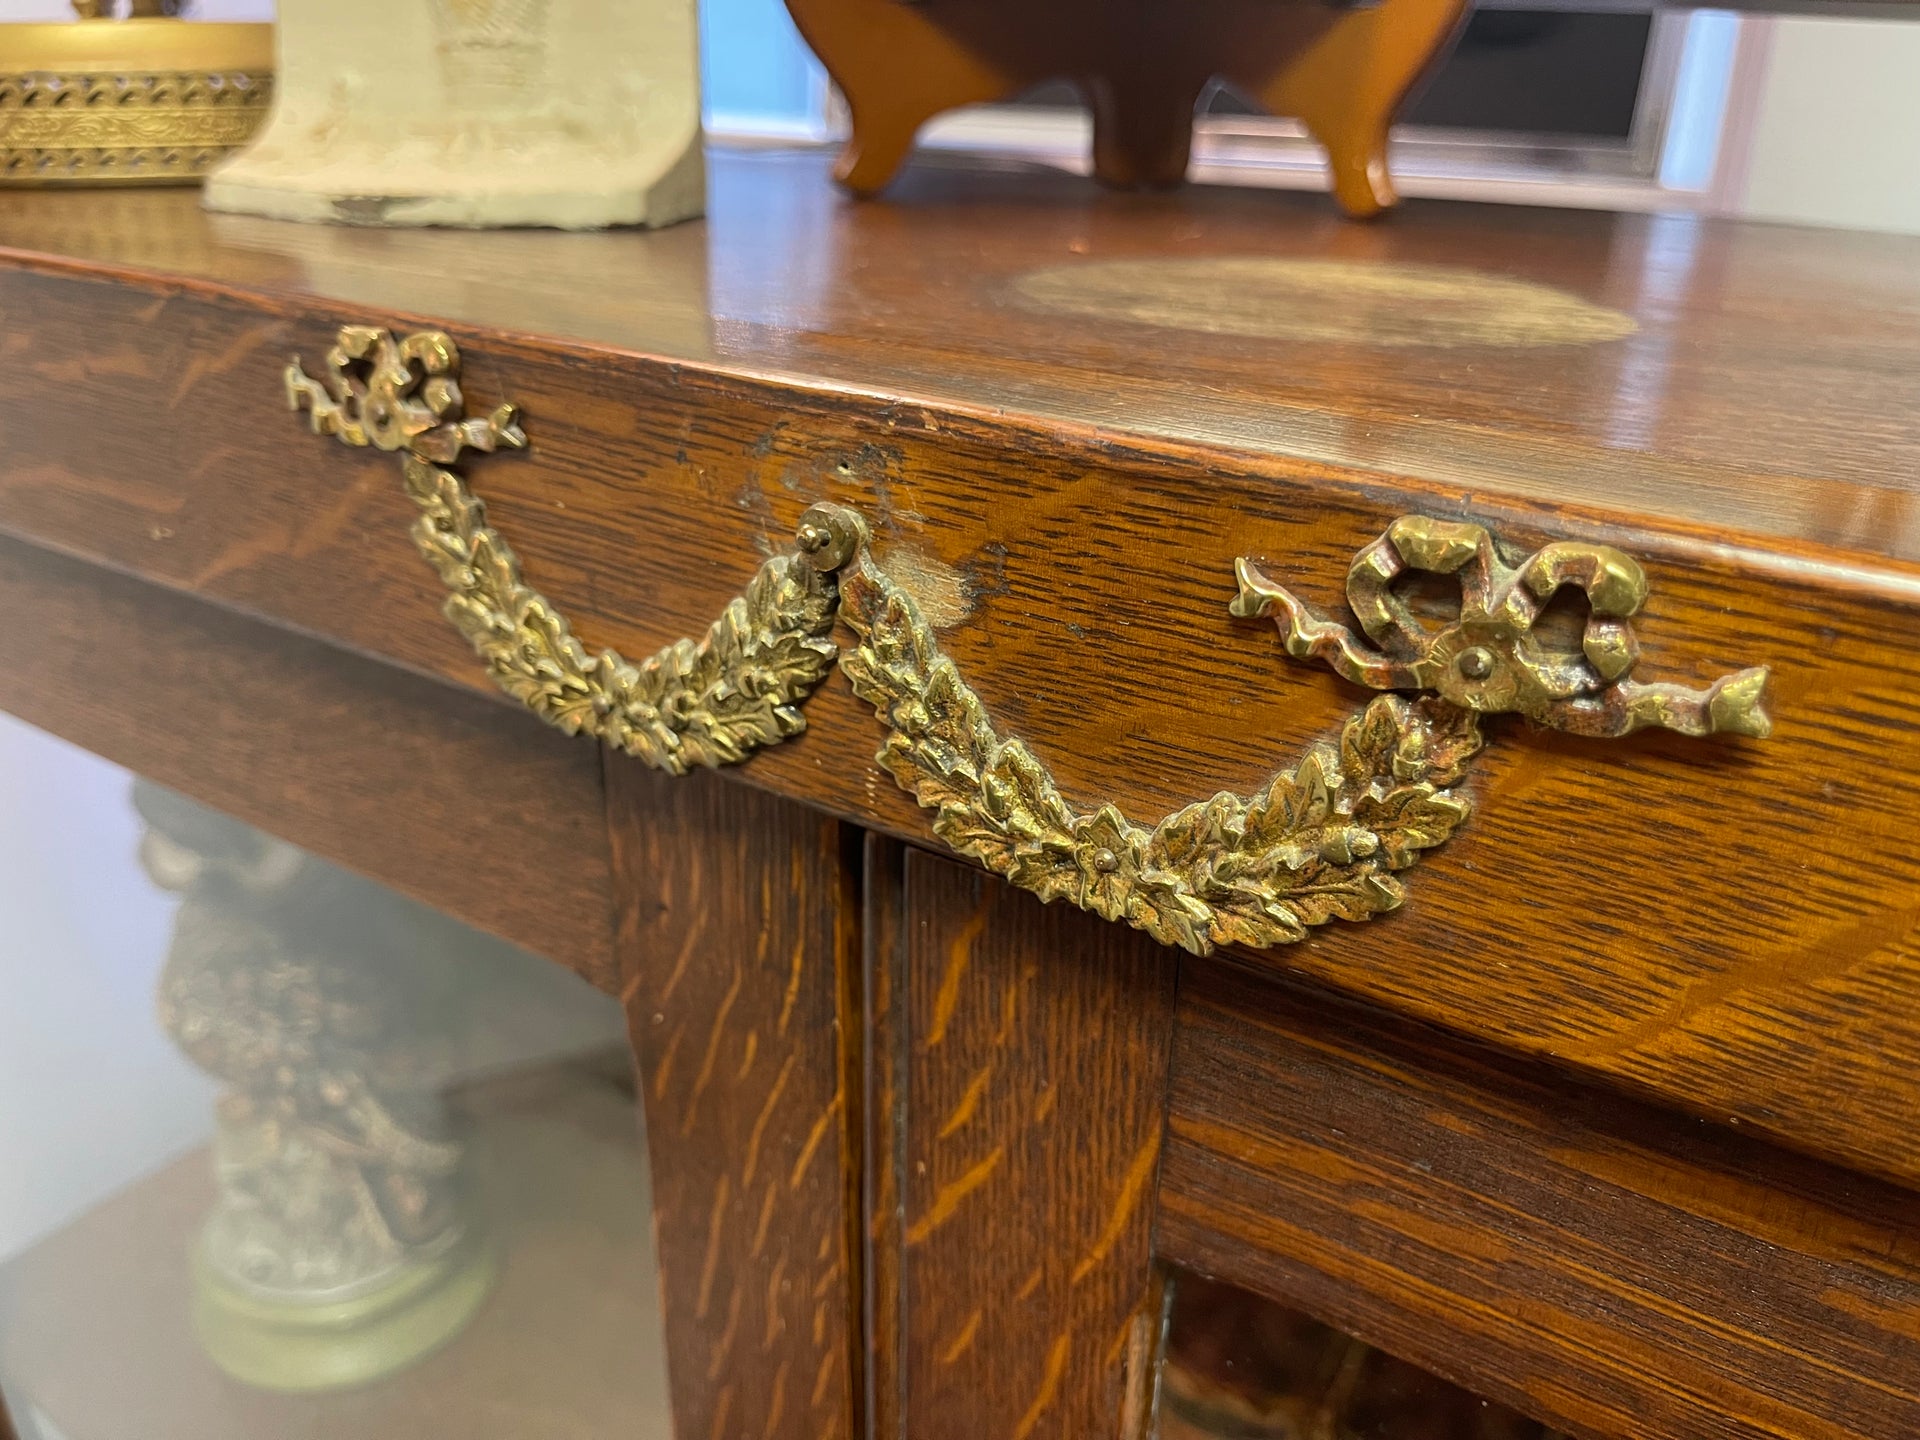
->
0;4;272;188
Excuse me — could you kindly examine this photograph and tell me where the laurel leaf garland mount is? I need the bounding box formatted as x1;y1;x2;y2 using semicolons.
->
281;324;1478;954
823;517;1481;956
286;325;1769;956
285;326;841;776
401;454;837;773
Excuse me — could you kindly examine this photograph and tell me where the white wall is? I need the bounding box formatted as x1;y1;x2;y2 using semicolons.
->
0;714;215;1264
1736;17;1920;235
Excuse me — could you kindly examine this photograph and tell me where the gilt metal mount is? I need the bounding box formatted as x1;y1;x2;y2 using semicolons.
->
285;326;1773;955
1231;515;1771;739
802;502;1476;955
287;328;841;773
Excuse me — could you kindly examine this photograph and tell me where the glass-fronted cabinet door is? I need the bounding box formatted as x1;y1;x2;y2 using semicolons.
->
1157;1271;1567;1440
0;713;673;1440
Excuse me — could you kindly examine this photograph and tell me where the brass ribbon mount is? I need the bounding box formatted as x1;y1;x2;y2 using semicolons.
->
289;327;1771;955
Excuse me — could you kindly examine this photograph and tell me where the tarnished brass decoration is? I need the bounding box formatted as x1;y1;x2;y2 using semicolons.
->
287;326;840;772
799;503;1479;957
285;326;1773;949
1232;515;1772;739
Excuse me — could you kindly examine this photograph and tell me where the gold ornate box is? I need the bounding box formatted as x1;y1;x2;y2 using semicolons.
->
0;11;271;187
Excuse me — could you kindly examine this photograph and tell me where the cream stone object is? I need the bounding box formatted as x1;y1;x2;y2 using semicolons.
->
204;0;703;229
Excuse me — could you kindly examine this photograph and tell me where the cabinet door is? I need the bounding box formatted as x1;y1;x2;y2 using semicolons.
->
856;845;1573;1440
860;841;1181;1440
862;842;1920;1440
604;767;865;1440
0;715;670;1440
1157;955;1920;1440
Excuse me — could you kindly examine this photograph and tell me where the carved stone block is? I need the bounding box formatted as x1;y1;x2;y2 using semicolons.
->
204;0;703;230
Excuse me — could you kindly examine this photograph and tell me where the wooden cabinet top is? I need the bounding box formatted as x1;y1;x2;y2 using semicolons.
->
3;147;1917;566
5;148;1920;1211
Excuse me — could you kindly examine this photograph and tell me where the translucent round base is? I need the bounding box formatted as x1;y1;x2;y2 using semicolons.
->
191;1234;497;1393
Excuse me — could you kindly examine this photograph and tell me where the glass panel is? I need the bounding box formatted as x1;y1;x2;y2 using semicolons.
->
0;713;670;1440
1159;1270;1562;1440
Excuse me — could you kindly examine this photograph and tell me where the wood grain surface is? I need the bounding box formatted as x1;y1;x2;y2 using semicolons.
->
864;845;1179;1440
861;838;908;1440
609;770;863;1440
0;532;618;987
1159;957;1920;1440
3;154;1919;553
6;159;1920;1195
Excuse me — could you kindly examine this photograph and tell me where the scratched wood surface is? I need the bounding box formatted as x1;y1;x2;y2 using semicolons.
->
0;532;617;987
6;162;1920;1196
864;845;1179;1440
1159;956;1920;1440
609;769;863;1440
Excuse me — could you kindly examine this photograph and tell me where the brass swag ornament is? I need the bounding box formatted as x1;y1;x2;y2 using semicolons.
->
286;328;841;774
794;503;1480;956
287;326;1771;955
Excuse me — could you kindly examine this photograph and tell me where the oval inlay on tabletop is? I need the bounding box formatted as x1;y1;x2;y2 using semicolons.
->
1010;257;1639;349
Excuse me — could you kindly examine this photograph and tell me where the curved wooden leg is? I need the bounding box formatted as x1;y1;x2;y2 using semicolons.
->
1301;105;1398;219
1084;72;1208;190
834;100;943;196
1250;0;1469;218
785;0;1011;196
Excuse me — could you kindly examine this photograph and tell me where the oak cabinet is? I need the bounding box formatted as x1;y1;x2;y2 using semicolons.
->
3;149;1919;1440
